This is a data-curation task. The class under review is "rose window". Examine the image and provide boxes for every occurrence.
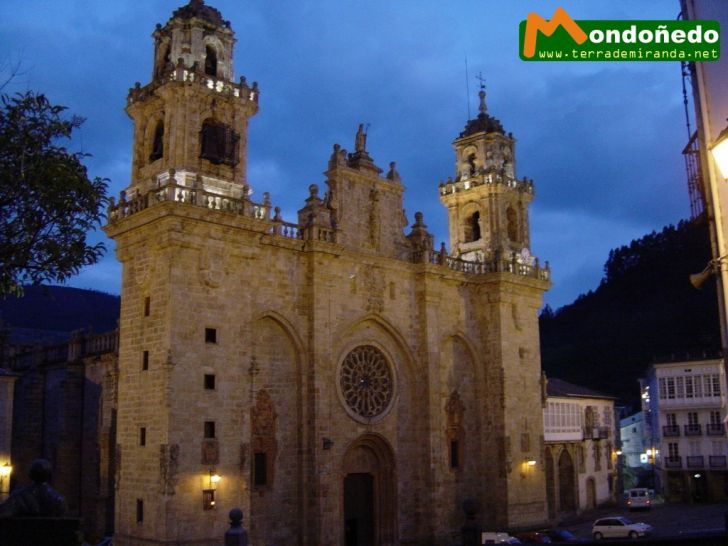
[340,345,393,420]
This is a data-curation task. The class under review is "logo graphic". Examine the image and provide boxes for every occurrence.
[522,7,587,59]
[519,7,720,62]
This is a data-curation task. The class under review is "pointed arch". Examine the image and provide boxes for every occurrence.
[336,313,416,374]
[342,433,397,546]
[253,310,306,359]
[558,449,576,512]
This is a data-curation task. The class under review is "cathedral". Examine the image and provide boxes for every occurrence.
[104,1,551,544]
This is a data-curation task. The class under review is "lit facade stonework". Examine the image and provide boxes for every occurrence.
[104,2,551,544]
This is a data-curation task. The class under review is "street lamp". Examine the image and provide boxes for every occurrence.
[711,120,728,179]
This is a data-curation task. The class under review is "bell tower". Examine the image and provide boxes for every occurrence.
[125,0,259,200]
[439,84,534,263]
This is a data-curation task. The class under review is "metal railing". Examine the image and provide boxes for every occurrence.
[662,425,680,437]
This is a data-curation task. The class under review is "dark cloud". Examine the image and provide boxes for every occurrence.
[1,0,699,307]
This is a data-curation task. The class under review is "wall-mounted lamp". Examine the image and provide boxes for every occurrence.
[690,255,728,289]
[203,470,221,510]
[0,463,13,501]
[710,120,728,179]
[525,459,537,467]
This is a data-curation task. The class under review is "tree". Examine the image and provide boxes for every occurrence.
[0,91,108,295]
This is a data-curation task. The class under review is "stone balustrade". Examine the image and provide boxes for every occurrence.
[413,249,550,281]
[127,65,258,106]
[439,172,534,196]
[109,182,547,279]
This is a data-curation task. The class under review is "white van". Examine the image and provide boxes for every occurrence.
[625,488,652,510]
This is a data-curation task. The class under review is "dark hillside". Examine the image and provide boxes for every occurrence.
[0,285,120,344]
[539,217,721,408]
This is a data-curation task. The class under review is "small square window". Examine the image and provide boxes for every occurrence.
[205,328,217,343]
[136,499,144,523]
[144,296,150,317]
[140,427,146,446]
[204,374,216,390]
[142,351,149,371]
[254,452,267,486]
[204,421,216,439]
[202,489,216,510]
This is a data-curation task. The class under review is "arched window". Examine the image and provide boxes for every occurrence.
[200,119,239,166]
[463,211,481,243]
[205,45,217,77]
[149,120,164,162]
[506,206,518,242]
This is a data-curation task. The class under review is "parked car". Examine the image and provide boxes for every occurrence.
[482,531,522,544]
[514,531,551,543]
[592,517,652,540]
[625,488,652,511]
[541,528,578,542]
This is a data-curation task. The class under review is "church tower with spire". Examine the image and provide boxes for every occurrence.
[105,2,552,543]
[440,84,535,266]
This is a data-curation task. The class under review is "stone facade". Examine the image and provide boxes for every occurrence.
[6,329,118,541]
[103,2,551,545]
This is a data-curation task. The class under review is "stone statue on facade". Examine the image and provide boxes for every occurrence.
[355,123,367,153]
[0,459,66,518]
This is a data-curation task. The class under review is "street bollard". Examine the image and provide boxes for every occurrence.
[224,508,249,546]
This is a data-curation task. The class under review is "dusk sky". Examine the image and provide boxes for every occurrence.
[2,0,709,309]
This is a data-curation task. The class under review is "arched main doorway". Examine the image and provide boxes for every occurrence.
[342,434,396,546]
[558,450,576,512]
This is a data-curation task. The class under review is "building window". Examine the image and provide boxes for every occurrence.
[149,120,164,162]
[136,499,144,523]
[139,427,146,446]
[676,377,685,398]
[666,413,677,426]
[144,296,150,317]
[204,421,216,439]
[712,374,721,397]
[450,440,460,469]
[205,45,217,77]
[142,351,149,371]
[506,206,518,242]
[688,412,698,425]
[254,452,268,486]
[200,119,239,166]
[668,442,679,459]
[463,211,481,243]
[710,411,721,425]
[204,374,216,390]
[667,377,676,399]
[658,377,667,399]
[695,375,703,398]
[205,328,217,344]
[686,376,694,398]
[202,489,216,510]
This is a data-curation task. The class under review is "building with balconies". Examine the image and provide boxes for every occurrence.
[543,378,617,520]
[640,358,728,502]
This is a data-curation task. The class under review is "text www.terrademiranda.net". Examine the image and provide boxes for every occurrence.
[537,47,719,60]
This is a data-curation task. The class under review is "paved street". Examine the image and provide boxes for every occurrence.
[558,501,728,541]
